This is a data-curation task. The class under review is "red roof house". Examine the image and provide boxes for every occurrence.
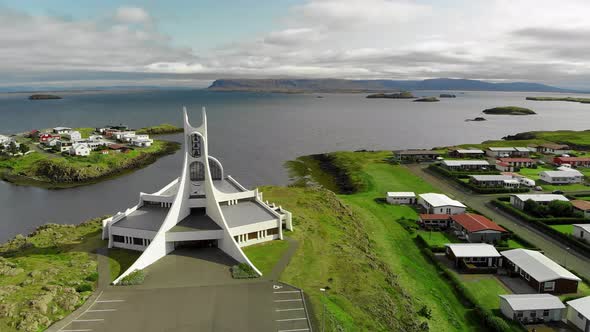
[418,214,451,229]
[38,133,60,142]
[451,213,507,243]
[553,157,590,167]
[498,158,536,167]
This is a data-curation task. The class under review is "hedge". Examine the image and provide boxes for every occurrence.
[428,165,529,194]
[494,200,588,224]
[118,269,145,286]
[414,236,518,332]
[492,199,590,257]
[231,263,259,279]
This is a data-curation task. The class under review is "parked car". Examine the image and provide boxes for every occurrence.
[552,190,564,194]
[534,186,543,191]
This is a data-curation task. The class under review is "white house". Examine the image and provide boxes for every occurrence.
[510,194,569,210]
[418,193,466,215]
[0,134,10,145]
[486,147,516,157]
[130,137,153,147]
[538,143,571,155]
[441,160,490,171]
[89,135,104,142]
[114,131,136,141]
[68,130,82,141]
[540,170,583,184]
[469,175,520,188]
[102,107,293,284]
[53,127,71,134]
[566,296,590,332]
[572,201,590,219]
[445,243,501,269]
[57,140,73,153]
[499,294,565,323]
[573,224,590,243]
[386,192,416,205]
[70,143,91,156]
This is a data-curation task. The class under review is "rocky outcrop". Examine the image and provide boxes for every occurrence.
[28,94,62,100]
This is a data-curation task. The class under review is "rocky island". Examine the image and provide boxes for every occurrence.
[440,93,456,98]
[414,97,439,102]
[366,92,415,99]
[28,94,62,100]
[482,106,536,115]
[526,96,590,104]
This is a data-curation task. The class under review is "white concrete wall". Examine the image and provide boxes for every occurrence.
[567,306,588,331]
[165,230,224,242]
[386,196,415,204]
[574,227,589,242]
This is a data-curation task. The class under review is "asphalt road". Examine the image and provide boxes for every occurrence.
[405,164,590,280]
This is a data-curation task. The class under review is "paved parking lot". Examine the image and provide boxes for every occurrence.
[57,248,312,332]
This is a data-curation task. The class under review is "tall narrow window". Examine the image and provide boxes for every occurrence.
[190,133,202,157]
[190,161,205,181]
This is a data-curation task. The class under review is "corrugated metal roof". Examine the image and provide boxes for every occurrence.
[446,243,501,258]
[567,296,590,318]
[511,194,569,202]
[419,193,466,208]
[387,192,416,198]
[501,249,581,282]
[500,294,565,311]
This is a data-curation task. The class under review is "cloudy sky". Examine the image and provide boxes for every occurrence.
[2,0,590,89]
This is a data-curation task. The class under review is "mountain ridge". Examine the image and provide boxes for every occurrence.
[208,78,583,93]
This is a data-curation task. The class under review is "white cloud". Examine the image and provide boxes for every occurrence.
[115,6,151,24]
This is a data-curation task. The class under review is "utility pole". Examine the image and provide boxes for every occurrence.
[320,288,327,332]
[564,247,570,268]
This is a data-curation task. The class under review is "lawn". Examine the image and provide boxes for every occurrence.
[0,219,105,332]
[242,239,290,275]
[550,224,574,235]
[74,127,95,138]
[456,274,511,310]
[273,151,480,331]
[107,248,142,282]
[417,230,459,249]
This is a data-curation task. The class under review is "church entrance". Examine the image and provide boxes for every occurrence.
[174,239,218,249]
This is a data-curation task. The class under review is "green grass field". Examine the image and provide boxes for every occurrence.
[0,219,105,332]
[417,231,459,248]
[242,239,290,275]
[549,224,574,235]
[107,248,141,281]
[457,274,511,310]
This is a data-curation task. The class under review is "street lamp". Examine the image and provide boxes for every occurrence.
[564,247,570,268]
[320,288,327,332]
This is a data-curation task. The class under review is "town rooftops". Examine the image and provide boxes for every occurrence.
[511,194,569,203]
[108,144,126,150]
[386,192,416,198]
[488,147,517,152]
[540,170,582,178]
[555,157,590,162]
[470,175,514,181]
[557,166,583,174]
[501,249,581,282]
[454,149,485,154]
[514,147,531,152]
[498,158,535,163]
[442,160,490,166]
[419,193,466,208]
[451,213,507,233]
[572,200,590,211]
[445,243,501,258]
[419,214,450,220]
[395,150,441,155]
[53,126,71,131]
[499,294,565,311]
[568,296,590,318]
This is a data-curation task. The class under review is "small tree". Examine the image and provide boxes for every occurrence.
[18,144,29,154]
[547,200,573,217]
[7,141,18,155]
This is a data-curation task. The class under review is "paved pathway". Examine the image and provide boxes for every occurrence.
[405,164,590,280]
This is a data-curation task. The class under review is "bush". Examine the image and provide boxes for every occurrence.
[85,272,99,282]
[231,263,259,279]
[118,269,145,285]
[75,283,93,293]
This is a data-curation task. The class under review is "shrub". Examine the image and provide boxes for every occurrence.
[231,263,259,279]
[75,283,93,293]
[85,272,99,282]
[118,269,145,285]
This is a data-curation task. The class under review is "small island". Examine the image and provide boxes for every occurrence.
[482,106,536,115]
[465,117,486,122]
[413,97,439,102]
[440,93,456,98]
[366,91,415,99]
[28,94,62,100]
[526,96,590,104]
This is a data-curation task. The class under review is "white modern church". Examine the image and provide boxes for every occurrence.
[102,107,292,284]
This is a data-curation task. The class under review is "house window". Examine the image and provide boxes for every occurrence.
[516,312,523,318]
[578,312,584,320]
[267,228,279,235]
[446,208,452,214]
[133,237,143,246]
[544,281,555,291]
[113,235,124,243]
[543,310,550,317]
[247,232,258,240]
[530,312,536,318]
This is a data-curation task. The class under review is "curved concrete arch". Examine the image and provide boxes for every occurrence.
[208,156,223,180]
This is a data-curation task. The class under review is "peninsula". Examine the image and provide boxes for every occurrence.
[0,124,181,189]
[413,96,439,102]
[366,92,415,99]
[482,106,536,115]
[28,94,62,100]
[526,96,590,104]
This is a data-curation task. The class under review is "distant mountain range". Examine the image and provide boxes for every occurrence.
[208,78,582,93]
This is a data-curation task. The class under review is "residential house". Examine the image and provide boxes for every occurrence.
[28,129,39,139]
[88,135,104,142]
[97,125,128,134]
[448,149,485,158]
[510,194,569,210]
[499,294,565,323]
[496,161,514,172]
[418,193,466,215]
[554,157,590,168]
[418,214,450,229]
[130,137,153,147]
[70,143,91,156]
[68,131,82,141]
[393,150,441,162]
[57,141,73,153]
[469,175,520,188]
[573,224,590,242]
[386,192,416,205]
[566,296,590,332]
[108,144,131,153]
[486,147,517,158]
[450,213,507,243]
[0,134,10,145]
[445,243,501,272]
[114,131,136,141]
[498,158,536,168]
[39,133,60,143]
[501,249,581,294]
[539,170,583,184]
[441,160,490,171]
[44,137,60,147]
[52,127,71,134]
[572,200,590,219]
[537,143,571,155]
